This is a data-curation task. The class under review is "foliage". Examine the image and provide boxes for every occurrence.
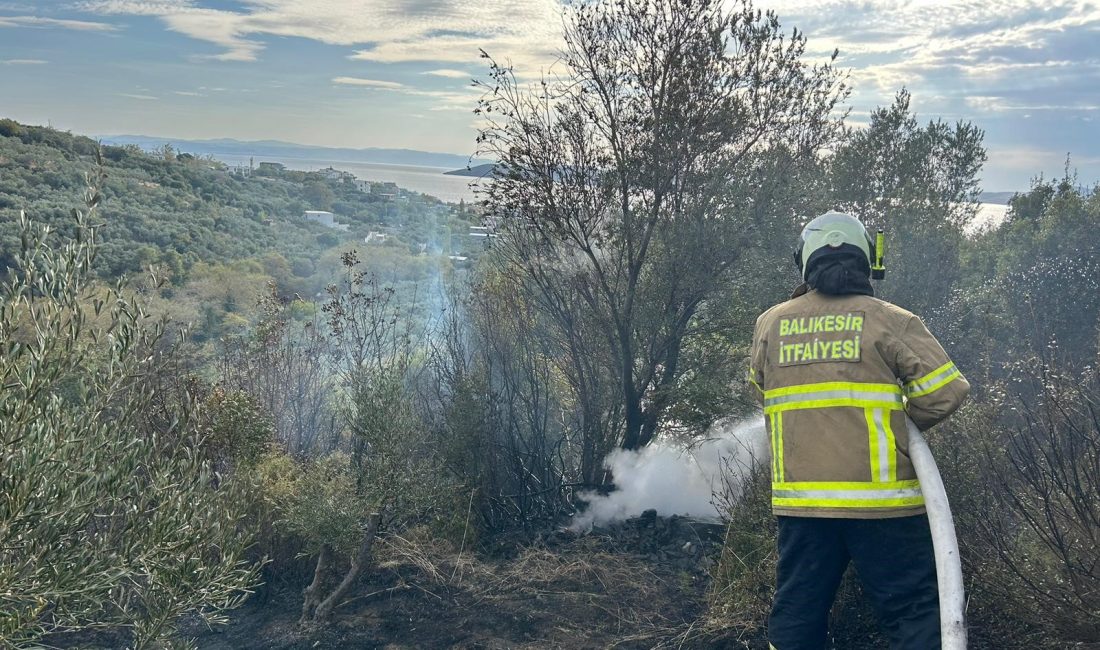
[0,173,259,648]
[0,118,482,350]
[477,0,847,486]
[707,460,774,633]
[936,175,1100,381]
[829,89,986,320]
[275,452,371,554]
[961,361,1100,643]
[223,248,457,625]
[425,270,575,533]
[218,286,338,456]
[347,368,447,527]
[200,387,277,468]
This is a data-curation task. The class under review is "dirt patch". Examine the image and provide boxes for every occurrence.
[182,514,753,649]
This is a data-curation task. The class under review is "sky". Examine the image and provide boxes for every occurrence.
[1,0,1098,190]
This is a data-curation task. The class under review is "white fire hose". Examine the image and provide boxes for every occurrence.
[905,416,967,649]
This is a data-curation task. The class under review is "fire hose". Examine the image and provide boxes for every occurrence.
[905,416,967,649]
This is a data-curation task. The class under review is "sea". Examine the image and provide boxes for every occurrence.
[213,155,481,204]
[209,153,1011,229]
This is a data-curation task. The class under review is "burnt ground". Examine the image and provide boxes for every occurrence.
[43,512,1066,649]
[179,513,758,650]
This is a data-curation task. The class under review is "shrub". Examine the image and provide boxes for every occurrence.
[0,169,260,647]
[201,387,277,468]
[945,361,1100,645]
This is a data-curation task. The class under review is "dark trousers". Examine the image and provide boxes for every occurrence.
[768,515,940,650]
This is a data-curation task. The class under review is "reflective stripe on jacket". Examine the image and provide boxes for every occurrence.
[748,289,969,518]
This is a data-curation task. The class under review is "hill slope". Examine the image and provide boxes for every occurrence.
[0,118,479,282]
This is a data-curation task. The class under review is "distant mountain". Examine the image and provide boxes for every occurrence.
[444,163,498,178]
[979,191,1017,205]
[99,134,492,170]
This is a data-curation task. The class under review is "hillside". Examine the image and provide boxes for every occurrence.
[0,117,491,353]
[0,118,484,283]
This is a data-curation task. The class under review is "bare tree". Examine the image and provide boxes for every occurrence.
[426,272,577,531]
[972,360,1100,641]
[476,0,846,477]
[218,286,337,456]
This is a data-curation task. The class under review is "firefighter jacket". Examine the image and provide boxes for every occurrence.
[748,289,969,519]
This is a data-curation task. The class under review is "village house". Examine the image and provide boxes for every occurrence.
[302,210,349,231]
[317,166,355,182]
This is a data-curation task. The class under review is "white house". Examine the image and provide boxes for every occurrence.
[303,210,348,231]
[317,167,353,181]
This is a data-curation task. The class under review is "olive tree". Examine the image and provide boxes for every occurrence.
[829,89,986,320]
[0,168,259,647]
[476,0,847,479]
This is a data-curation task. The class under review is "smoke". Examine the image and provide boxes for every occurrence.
[570,417,767,531]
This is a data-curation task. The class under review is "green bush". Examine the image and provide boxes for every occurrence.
[201,387,277,468]
[707,461,776,635]
[0,176,260,648]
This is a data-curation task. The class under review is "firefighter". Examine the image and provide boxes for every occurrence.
[748,210,970,650]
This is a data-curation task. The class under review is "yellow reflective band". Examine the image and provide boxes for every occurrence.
[866,407,881,482]
[764,381,903,398]
[764,382,904,413]
[866,407,897,483]
[911,361,954,386]
[764,396,904,414]
[769,413,778,478]
[748,368,763,394]
[882,409,897,482]
[776,411,785,481]
[772,480,920,491]
[772,479,924,509]
[773,496,925,509]
[906,362,962,398]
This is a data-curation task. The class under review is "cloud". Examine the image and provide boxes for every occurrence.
[966,95,1100,112]
[77,0,563,69]
[332,76,405,89]
[755,0,1100,112]
[162,8,264,61]
[74,0,1099,125]
[0,14,118,30]
[334,74,481,112]
[1,58,47,64]
[77,0,196,12]
[173,90,204,96]
[118,92,158,100]
[421,68,473,79]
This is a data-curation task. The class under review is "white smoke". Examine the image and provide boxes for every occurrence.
[569,417,767,531]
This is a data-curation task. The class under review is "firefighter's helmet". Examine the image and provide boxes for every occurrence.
[794,211,879,280]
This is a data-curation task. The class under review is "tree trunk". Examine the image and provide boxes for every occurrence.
[312,513,381,622]
[299,543,331,625]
